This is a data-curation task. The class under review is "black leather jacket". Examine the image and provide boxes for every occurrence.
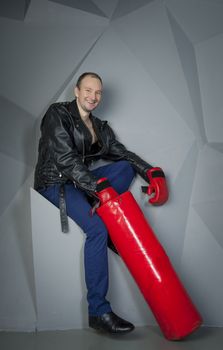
[34,99,152,194]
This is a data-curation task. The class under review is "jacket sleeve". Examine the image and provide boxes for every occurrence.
[42,105,98,193]
[105,123,153,182]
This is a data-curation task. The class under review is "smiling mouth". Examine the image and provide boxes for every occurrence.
[87,101,97,106]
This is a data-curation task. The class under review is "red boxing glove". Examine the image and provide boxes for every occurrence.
[96,178,118,205]
[145,167,168,206]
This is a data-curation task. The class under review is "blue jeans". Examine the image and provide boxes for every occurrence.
[38,160,136,316]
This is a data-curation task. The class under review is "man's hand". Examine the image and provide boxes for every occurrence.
[144,167,168,206]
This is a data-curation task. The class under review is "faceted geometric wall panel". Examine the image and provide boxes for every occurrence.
[196,33,223,143]
[112,0,156,19]
[194,200,223,250]
[0,174,36,331]
[182,207,223,326]
[0,152,32,217]
[192,145,223,250]
[167,9,206,144]
[92,0,119,18]
[165,0,223,44]
[0,4,108,117]
[49,0,107,18]
[0,96,36,166]
[112,1,200,137]
[0,0,31,21]
[191,145,223,204]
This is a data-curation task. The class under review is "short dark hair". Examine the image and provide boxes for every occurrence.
[76,72,103,89]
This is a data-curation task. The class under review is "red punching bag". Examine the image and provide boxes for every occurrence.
[96,186,202,340]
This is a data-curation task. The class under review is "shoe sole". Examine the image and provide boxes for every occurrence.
[89,325,135,335]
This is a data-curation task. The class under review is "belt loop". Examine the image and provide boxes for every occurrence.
[59,184,69,233]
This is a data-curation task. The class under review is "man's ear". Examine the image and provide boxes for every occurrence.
[74,86,79,98]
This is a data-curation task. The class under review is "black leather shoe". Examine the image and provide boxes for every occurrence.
[89,311,135,334]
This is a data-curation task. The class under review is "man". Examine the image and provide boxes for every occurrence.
[34,72,168,334]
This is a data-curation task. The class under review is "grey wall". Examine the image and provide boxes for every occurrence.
[0,0,223,331]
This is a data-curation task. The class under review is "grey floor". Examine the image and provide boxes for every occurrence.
[0,326,222,350]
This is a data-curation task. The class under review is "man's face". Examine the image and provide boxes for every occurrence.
[75,75,102,114]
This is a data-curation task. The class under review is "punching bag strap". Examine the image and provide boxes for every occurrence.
[59,184,69,233]
[141,186,148,193]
